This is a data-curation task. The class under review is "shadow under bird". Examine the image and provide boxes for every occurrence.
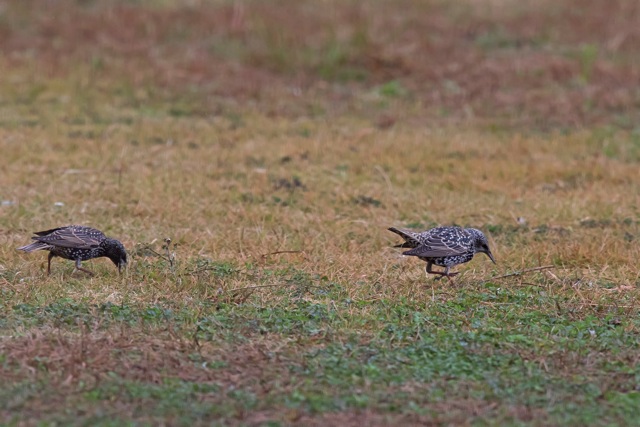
[388,226,495,283]
[18,225,127,276]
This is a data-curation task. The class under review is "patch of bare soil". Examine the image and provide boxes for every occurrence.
[0,326,303,422]
[0,326,299,388]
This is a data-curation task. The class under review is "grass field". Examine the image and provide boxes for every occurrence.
[2,1,640,425]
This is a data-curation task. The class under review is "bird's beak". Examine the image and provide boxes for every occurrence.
[486,250,496,264]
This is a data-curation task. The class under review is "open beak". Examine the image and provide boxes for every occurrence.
[486,251,496,264]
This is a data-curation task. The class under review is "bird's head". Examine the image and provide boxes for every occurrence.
[104,238,128,272]
[468,228,496,264]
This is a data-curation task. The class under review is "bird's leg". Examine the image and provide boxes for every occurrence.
[443,266,458,285]
[425,262,436,278]
[47,252,54,275]
[426,263,459,283]
[426,262,446,280]
[74,259,95,276]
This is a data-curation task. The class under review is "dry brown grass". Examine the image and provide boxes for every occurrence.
[1,0,640,425]
[2,120,639,301]
[4,113,639,422]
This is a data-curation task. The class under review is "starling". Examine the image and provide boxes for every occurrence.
[18,225,127,276]
[389,226,495,282]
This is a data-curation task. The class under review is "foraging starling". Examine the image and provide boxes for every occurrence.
[388,226,495,282]
[18,225,127,276]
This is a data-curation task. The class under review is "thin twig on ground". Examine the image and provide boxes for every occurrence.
[137,245,171,262]
[260,250,304,259]
[226,283,289,293]
[226,281,322,293]
[489,265,555,280]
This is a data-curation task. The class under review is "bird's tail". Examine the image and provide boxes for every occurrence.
[388,227,420,248]
[17,242,50,253]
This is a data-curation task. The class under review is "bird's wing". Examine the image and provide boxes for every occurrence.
[388,227,423,248]
[401,232,469,258]
[33,226,103,249]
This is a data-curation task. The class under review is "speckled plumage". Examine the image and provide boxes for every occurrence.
[389,226,495,282]
[18,225,127,275]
